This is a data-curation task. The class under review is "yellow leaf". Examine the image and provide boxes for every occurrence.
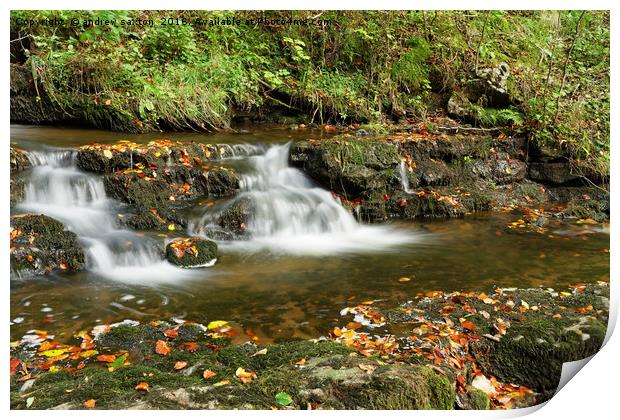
[103,150,113,159]
[167,224,175,231]
[398,277,411,282]
[207,320,228,330]
[41,349,67,357]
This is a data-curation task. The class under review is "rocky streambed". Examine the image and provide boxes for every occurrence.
[9,129,610,410]
[10,131,610,277]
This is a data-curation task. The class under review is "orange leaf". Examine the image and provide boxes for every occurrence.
[460,320,478,331]
[295,358,306,366]
[96,354,116,363]
[135,382,150,392]
[203,369,217,379]
[163,329,179,339]
[182,342,199,352]
[10,359,21,376]
[155,340,171,356]
[84,399,96,408]
[174,361,188,370]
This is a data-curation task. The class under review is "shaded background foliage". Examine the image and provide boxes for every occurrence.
[10,10,609,176]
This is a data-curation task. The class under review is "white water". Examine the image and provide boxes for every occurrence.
[190,144,419,255]
[18,149,194,283]
[399,161,414,194]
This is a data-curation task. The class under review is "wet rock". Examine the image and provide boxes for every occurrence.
[10,214,86,276]
[290,138,401,199]
[388,190,468,219]
[471,153,526,184]
[104,173,174,211]
[456,386,490,410]
[10,147,30,173]
[447,92,475,122]
[10,177,25,205]
[76,141,220,174]
[528,161,580,185]
[165,237,218,268]
[125,209,185,231]
[215,197,254,236]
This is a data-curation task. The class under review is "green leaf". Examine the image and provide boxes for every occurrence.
[109,354,127,368]
[275,392,293,406]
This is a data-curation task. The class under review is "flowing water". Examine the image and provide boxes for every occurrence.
[10,125,610,343]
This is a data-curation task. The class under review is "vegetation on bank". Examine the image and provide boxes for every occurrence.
[10,10,609,177]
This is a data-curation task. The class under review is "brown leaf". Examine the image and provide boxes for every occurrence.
[173,361,188,370]
[96,354,116,363]
[203,369,217,379]
[155,340,171,356]
[163,329,178,339]
[135,382,150,392]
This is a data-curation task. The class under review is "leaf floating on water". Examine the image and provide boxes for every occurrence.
[155,340,171,356]
[275,392,293,406]
[398,277,411,282]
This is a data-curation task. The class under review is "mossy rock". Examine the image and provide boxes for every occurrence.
[165,237,218,268]
[290,139,401,199]
[10,214,86,276]
[471,315,607,396]
[103,173,174,211]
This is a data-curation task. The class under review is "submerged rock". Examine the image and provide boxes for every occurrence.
[165,237,218,268]
[10,214,85,276]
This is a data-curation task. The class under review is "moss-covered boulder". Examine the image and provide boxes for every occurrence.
[104,173,174,211]
[290,138,401,199]
[165,237,218,268]
[10,214,86,276]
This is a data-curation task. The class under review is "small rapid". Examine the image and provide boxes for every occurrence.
[190,143,419,255]
[18,149,193,282]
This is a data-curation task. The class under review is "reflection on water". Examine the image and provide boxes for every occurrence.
[10,125,610,343]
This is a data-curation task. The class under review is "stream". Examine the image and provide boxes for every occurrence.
[10,125,610,343]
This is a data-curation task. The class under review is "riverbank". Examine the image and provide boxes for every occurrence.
[10,282,609,410]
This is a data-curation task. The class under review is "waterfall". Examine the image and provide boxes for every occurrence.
[399,161,414,194]
[190,143,417,255]
[17,149,194,282]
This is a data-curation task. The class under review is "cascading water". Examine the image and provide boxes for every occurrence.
[399,161,414,194]
[18,149,194,282]
[189,143,418,255]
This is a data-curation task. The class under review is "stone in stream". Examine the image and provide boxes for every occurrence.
[290,138,401,200]
[10,214,86,276]
[165,237,218,268]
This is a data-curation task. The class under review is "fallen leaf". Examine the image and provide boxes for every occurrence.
[358,364,377,373]
[155,340,171,356]
[203,369,217,379]
[84,399,96,408]
[96,354,116,363]
[163,329,178,339]
[235,367,257,384]
[275,391,293,406]
[174,361,188,370]
[207,320,228,330]
[135,382,150,392]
